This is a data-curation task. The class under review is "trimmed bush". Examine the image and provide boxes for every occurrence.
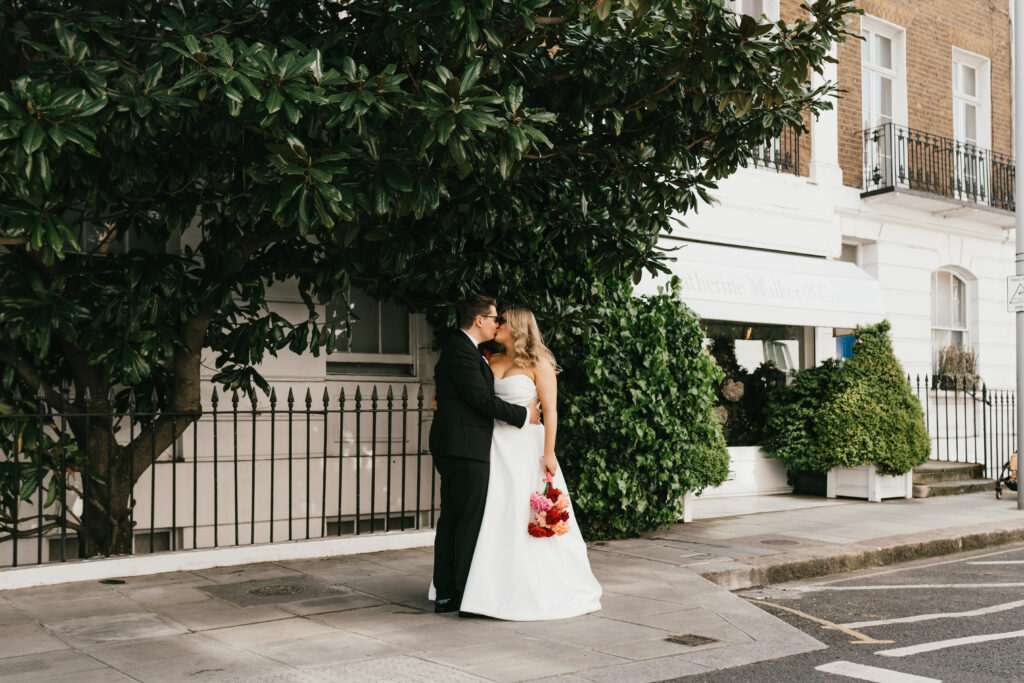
[764,320,930,476]
[553,278,729,540]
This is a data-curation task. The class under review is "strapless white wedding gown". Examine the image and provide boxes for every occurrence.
[458,374,602,620]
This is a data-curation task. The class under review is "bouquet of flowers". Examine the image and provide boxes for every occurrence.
[528,471,570,537]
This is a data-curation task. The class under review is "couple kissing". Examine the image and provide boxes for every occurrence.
[428,295,602,620]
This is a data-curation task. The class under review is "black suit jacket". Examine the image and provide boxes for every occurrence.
[429,330,528,461]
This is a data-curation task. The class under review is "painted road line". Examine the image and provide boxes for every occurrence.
[840,599,1024,629]
[797,583,1024,592]
[876,629,1024,658]
[815,660,941,682]
[966,561,1024,565]
[745,599,893,644]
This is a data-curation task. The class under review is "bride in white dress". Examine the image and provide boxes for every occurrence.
[458,307,602,620]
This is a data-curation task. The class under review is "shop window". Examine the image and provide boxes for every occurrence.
[326,288,413,376]
[931,269,971,373]
[705,321,806,447]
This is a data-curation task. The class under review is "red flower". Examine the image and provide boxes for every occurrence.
[483,348,492,360]
[528,523,554,538]
[546,487,562,502]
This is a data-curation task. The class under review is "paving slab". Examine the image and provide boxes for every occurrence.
[4,491,1021,680]
[46,611,189,648]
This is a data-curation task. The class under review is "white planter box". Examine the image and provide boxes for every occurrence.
[698,446,792,498]
[679,446,792,522]
[826,464,913,502]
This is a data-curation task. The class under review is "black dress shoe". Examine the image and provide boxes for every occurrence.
[434,599,458,613]
[458,610,484,618]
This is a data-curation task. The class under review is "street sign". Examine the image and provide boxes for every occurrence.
[1009,275,1024,312]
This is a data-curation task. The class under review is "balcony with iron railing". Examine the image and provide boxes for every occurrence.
[750,127,801,176]
[861,123,1015,224]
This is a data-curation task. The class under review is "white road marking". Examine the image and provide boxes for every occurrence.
[876,629,1024,657]
[967,560,1024,565]
[839,598,1024,628]
[743,598,892,644]
[815,660,941,682]
[797,583,1024,592]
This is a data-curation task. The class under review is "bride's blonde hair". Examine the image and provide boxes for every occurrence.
[501,307,561,374]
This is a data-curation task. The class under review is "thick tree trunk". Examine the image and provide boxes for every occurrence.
[80,431,133,557]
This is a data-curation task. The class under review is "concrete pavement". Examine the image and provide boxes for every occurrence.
[0,491,1022,682]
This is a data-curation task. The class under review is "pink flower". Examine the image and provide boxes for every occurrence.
[551,521,570,536]
[530,492,553,512]
[552,493,570,512]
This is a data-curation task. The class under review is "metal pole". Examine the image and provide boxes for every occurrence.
[1015,0,1024,509]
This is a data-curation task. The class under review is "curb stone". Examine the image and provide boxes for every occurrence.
[697,522,1024,590]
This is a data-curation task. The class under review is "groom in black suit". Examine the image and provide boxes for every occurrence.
[429,295,540,613]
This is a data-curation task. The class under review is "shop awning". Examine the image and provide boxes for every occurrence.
[635,241,886,329]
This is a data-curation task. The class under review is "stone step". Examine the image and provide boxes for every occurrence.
[912,478,995,498]
[913,461,984,484]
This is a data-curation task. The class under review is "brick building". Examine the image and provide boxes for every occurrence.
[640,0,1017,501]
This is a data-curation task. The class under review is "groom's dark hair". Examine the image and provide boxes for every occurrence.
[457,295,497,328]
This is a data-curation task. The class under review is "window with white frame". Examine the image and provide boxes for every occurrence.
[951,49,990,149]
[326,287,413,375]
[727,0,780,21]
[931,269,969,369]
[860,16,906,189]
[951,49,991,199]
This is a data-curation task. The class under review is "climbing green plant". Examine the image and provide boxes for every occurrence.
[554,278,729,540]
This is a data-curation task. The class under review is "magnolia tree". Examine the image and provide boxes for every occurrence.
[0,0,857,555]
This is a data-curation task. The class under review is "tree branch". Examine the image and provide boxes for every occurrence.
[0,335,69,410]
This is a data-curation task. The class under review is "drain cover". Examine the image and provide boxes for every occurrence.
[246,584,304,597]
[760,539,799,546]
[666,634,719,647]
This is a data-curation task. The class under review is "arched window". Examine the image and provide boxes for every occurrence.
[931,269,969,370]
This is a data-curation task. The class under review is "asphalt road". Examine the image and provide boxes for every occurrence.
[673,542,1024,682]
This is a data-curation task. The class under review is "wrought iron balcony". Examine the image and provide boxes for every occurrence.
[750,127,801,176]
[862,123,1014,213]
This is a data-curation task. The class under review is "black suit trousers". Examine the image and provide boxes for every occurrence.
[431,456,489,602]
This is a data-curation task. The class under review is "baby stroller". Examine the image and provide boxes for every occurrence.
[995,453,1017,499]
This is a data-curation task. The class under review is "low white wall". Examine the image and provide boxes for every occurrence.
[697,446,791,498]
[0,530,436,591]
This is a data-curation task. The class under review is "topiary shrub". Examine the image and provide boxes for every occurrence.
[552,278,729,540]
[764,320,930,476]
[762,358,845,473]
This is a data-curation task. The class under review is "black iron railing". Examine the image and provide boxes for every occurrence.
[0,384,436,568]
[750,127,801,176]
[908,375,1016,480]
[863,123,1015,211]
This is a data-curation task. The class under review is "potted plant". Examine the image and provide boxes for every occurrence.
[763,321,930,501]
[936,344,979,391]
